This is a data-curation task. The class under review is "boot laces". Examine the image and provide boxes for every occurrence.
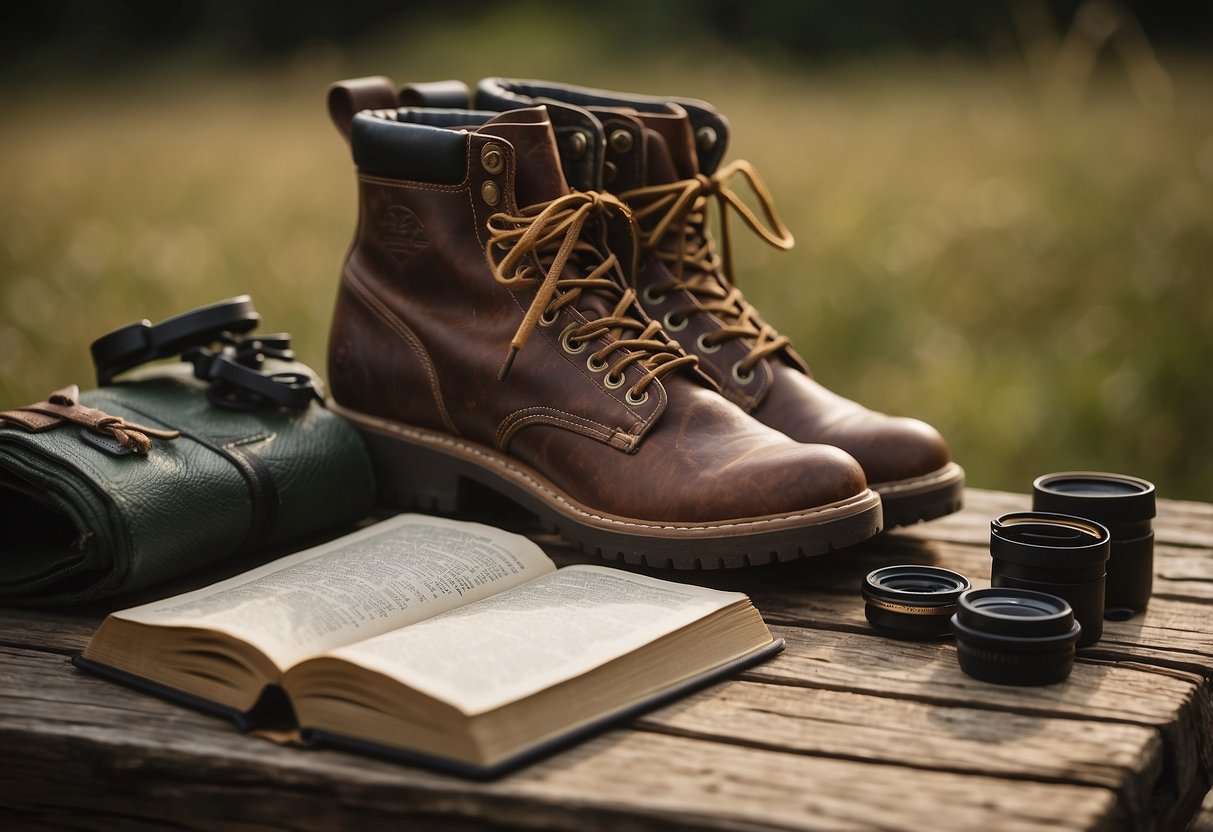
[620,160,795,375]
[486,190,697,400]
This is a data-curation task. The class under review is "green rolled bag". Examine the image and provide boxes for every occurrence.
[0,298,376,606]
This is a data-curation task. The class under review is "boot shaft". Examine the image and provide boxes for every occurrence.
[470,78,801,411]
[475,78,731,182]
[326,84,691,456]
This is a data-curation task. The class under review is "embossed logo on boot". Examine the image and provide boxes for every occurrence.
[378,205,428,264]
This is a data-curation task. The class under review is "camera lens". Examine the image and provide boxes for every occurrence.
[990,512,1109,647]
[951,588,1081,685]
[861,565,972,640]
[1032,472,1156,619]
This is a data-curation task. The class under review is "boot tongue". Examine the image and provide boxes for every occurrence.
[636,111,699,185]
[477,108,569,208]
[479,109,623,323]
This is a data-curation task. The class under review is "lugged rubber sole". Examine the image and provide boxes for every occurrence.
[332,402,885,569]
[872,462,966,529]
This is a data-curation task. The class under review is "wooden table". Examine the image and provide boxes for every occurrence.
[2,488,1211,831]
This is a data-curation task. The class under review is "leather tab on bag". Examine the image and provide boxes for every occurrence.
[328,76,401,141]
[0,408,62,432]
[0,384,180,455]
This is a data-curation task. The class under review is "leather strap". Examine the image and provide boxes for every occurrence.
[91,296,260,386]
[0,385,181,455]
[108,397,282,551]
[328,76,400,141]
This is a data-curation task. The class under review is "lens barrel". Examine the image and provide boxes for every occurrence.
[951,588,1081,685]
[990,512,1109,647]
[1032,472,1156,618]
[861,565,971,640]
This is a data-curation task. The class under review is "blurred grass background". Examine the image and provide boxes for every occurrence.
[0,1,1210,500]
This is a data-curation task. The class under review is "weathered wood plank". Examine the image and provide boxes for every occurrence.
[747,588,1213,677]
[0,728,1126,832]
[898,488,1213,549]
[0,608,1193,824]
[0,646,1124,832]
[746,624,1212,830]
[2,488,1211,831]
[840,535,1213,604]
[753,625,1203,726]
[633,680,1162,822]
[0,607,100,654]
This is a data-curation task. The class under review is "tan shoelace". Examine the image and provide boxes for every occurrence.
[486,190,697,402]
[620,160,796,376]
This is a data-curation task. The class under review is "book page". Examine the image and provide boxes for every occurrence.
[112,514,555,669]
[323,564,751,714]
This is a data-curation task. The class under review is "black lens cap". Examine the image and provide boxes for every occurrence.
[951,588,1081,686]
[861,565,972,640]
[990,512,1110,571]
[1032,472,1156,526]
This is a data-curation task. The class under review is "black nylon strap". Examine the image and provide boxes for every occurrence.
[92,298,318,411]
[91,296,260,386]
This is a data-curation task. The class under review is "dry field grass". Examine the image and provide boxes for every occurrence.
[1,10,1209,499]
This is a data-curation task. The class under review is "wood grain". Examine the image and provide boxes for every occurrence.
[897,488,1213,550]
[2,488,1212,831]
[0,645,1125,832]
[0,645,1124,832]
[633,680,1163,820]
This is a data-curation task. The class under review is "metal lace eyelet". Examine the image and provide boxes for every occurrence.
[732,361,754,384]
[481,180,501,206]
[587,354,609,373]
[625,387,650,406]
[697,332,722,353]
[568,130,589,159]
[481,143,505,174]
[539,306,559,327]
[603,371,625,389]
[560,325,587,355]
[642,286,666,305]
[664,312,687,332]
[610,129,634,154]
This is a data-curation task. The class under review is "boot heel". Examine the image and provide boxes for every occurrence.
[357,428,464,514]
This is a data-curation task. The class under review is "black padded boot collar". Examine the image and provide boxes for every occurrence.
[477,77,730,174]
[350,113,470,184]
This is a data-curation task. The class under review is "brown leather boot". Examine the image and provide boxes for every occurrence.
[324,77,882,568]
[473,79,965,527]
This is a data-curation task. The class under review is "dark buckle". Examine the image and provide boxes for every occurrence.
[90,296,261,386]
[184,334,320,411]
[91,298,319,411]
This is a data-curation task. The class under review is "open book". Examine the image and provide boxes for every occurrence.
[75,515,780,776]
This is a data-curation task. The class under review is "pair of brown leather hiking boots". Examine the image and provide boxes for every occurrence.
[324,75,964,569]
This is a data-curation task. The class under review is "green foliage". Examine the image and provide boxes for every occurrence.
[0,10,1209,500]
